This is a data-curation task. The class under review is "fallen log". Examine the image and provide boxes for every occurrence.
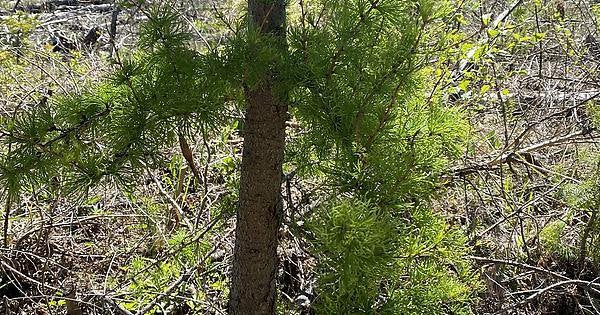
[519,90,600,104]
[16,0,113,13]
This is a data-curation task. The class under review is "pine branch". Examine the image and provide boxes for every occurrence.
[43,105,110,148]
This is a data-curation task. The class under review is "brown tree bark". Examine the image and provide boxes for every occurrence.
[228,1,287,314]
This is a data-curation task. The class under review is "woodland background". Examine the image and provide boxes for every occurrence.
[1,0,600,314]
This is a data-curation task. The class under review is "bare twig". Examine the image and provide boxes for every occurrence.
[146,168,193,231]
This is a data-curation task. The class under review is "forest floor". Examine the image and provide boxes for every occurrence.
[2,0,600,314]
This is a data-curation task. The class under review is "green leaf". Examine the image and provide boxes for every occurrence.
[480,84,491,94]
[458,79,470,92]
[482,13,492,26]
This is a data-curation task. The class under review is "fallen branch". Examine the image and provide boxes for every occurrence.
[101,296,134,315]
[0,258,60,292]
[470,256,570,281]
[452,129,595,176]
[496,279,600,314]
[135,247,217,315]
[15,0,114,13]
[520,90,600,103]
[471,256,600,313]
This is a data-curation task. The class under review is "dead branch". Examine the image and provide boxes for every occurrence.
[497,279,600,314]
[15,0,114,13]
[470,256,570,281]
[452,129,596,176]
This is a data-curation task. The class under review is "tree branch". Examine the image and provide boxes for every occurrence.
[451,129,596,176]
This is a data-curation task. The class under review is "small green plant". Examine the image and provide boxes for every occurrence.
[0,12,38,48]
[120,229,212,312]
[310,199,476,314]
[539,219,574,260]
[309,199,397,313]
[559,149,600,272]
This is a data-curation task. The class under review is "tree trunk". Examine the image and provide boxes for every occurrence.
[229,1,287,314]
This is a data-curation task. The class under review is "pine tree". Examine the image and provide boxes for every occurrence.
[0,0,476,313]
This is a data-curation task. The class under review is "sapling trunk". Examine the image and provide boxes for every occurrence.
[229,1,287,314]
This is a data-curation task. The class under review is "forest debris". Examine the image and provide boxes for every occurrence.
[15,0,113,13]
[451,129,596,177]
[81,26,99,46]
